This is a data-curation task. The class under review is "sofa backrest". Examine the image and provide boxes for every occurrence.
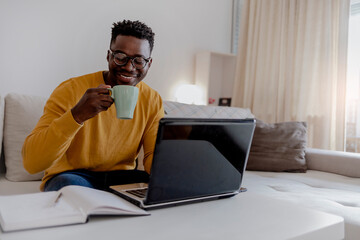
[163,101,254,119]
[3,93,358,180]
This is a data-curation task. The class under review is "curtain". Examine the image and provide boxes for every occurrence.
[345,3,360,152]
[232,0,350,150]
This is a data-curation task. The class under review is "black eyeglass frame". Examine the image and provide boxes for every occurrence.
[109,49,151,70]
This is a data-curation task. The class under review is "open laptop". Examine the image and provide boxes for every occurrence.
[110,117,256,209]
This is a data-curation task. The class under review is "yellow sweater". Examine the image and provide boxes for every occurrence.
[22,71,164,190]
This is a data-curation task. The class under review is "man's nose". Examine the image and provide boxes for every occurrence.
[122,59,136,71]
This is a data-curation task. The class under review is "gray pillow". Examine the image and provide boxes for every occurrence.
[246,120,307,172]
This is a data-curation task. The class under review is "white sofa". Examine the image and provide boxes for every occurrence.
[1,93,360,239]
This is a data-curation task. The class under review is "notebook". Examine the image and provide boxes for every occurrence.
[110,118,256,209]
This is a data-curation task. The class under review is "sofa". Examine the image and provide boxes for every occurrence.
[1,93,360,239]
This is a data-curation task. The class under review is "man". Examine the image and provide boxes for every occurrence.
[22,20,164,192]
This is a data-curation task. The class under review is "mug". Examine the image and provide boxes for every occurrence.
[109,85,139,119]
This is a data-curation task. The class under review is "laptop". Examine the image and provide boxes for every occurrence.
[110,117,256,209]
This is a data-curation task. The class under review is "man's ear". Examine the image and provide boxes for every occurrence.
[147,58,153,68]
[106,50,110,62]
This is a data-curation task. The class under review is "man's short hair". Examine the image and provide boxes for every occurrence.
[111,20,155,53]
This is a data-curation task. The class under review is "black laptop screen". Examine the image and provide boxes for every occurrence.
[158,119,255,175]
[145,118,255,204]
[145,118,256,204]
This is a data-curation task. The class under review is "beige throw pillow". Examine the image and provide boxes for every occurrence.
[4,93,47,181]
[246,120,307,172]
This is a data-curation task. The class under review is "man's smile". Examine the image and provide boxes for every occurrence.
[115,72,138,84]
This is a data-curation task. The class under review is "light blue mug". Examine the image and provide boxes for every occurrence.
[109,85,139,119]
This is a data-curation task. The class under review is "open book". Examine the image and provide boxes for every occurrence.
[0,185,149,232]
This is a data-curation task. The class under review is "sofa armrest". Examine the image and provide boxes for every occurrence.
[306,148,360,178]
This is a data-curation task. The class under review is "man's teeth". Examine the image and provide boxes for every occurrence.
[121,75,133,79]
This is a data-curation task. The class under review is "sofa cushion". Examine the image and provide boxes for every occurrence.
[164,101,254,119]
[246,120,307,172]
[0,175,41,195]
[4,93,47,181]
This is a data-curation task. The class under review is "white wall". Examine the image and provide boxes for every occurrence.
[0,0,233,100]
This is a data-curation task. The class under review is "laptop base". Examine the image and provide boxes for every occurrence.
[110,184,239,210]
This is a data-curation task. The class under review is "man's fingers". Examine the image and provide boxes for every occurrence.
[98,85,112,96]
[89,87,112,96]
[97,88,111,93]
[98,94,113,102]
[99,104,111,111]
[98,84,111,89]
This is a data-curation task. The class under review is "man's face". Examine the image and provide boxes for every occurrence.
[106,35,152,86]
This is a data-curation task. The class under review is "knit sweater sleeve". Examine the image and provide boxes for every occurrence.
[22,81,83,174]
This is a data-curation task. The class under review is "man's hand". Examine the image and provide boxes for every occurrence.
[71,84,113,124]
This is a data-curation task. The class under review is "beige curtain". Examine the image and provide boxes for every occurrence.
[232,0,350,150]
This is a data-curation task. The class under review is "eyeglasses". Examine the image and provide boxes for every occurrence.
[109,50,151,69]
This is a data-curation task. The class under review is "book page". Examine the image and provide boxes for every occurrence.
[60,186,149,216]
[0,191,85,232]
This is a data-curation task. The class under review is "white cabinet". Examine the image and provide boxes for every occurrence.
[195,51,237,106]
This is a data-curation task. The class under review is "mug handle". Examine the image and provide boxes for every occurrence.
[108,88,114,99]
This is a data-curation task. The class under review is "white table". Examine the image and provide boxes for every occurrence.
[0,192,344,240]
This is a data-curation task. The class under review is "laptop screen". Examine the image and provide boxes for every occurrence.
[145,118,255,205]
[161,122,254,173]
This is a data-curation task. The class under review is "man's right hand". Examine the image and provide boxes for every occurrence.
[71,84,113,124]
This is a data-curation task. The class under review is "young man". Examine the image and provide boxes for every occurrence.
[22,20,164,192]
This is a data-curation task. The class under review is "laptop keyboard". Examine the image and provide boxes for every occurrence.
[126,188,148,198]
